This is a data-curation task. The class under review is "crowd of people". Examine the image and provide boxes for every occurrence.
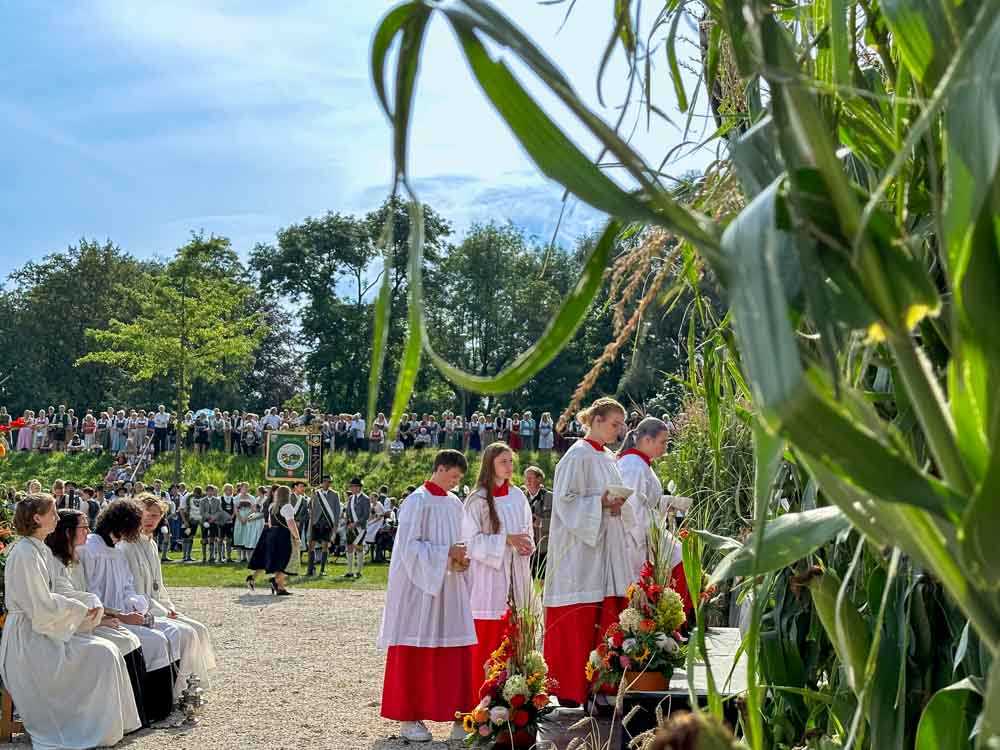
[0,402,667,458]
[0,491,216,749]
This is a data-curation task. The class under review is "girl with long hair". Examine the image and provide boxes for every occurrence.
[461,442,534,707]
[246,484,300,595]
[542,397,635,708]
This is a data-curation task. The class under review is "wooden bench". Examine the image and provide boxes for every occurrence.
[0,688,24,742]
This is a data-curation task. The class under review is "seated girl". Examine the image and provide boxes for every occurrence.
[0,493,142,749]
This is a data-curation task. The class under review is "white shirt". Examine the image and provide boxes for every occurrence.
[618,452,682,578]
[377,485,476,649]
[462,485,535,619]
[263,414,281,430]
[542,439,638,606]
[153,412,170,428]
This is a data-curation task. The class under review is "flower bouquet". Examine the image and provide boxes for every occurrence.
[459,608,557,749]
[588,558,687,692]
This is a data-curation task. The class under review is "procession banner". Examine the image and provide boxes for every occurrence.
[264,431,323,485]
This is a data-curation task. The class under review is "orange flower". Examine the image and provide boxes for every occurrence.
[532,693,549,709]
[638,619,656,633]
[472,707,489,724]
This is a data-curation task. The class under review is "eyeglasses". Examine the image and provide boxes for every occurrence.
[77,524,90,531]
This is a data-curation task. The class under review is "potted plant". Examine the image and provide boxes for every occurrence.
[459,606,557,749]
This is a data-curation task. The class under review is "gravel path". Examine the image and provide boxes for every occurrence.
[2,587,465,750]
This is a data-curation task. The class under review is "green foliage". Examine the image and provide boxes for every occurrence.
[0,451,113,489]
[160,558,389,590]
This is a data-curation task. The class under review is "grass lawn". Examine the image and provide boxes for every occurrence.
[161,551,389,590]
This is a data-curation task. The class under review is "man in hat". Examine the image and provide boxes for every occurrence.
[343,477,370,579]
[308,474,341,576]
[291,480,311,563]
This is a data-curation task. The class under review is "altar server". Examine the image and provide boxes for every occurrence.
[0,494,142,749]
[378,450,474,743]
[78,498,196,700]
[462,442,534,706]
[617,417,693,615]
[542,398,636,707]
[45,509,157,727]
[121,494,216,687]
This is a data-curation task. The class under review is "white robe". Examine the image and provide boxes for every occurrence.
[49,557,143,658]
[377,485,476,649]
[542,439,638,606]
[120,535,217,687]
[365,499,387,545]
[0,537,141,750]
[462,485,535,619]
[77,534,179,678]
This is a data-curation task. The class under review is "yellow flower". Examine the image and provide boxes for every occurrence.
[585,660,596,682]
[462,714,475,733]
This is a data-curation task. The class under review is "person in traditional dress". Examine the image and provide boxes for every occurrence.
[523,465,553,578]
[461,442,534,707]
[77,499,196,702]
[218,483,237,562]
[365,492,389,564]
[343,477,370,579]
[0,494,143,749]
[537,412,554,451]
[542,397,635,708]
[45,508,164,727]
[307,475,340,577]
[617,417,693,616]
[232,482,257,562]
[246,484,300,595]
[378,449,474,743]
[121,494,217,687]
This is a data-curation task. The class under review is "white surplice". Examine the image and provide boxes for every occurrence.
[542,439,638,606]
[377,485,476,649]
[618,452,683,578]
[120,535,217,688]
[49,557,143,658]
[462,485,535,619]
[77,534,177,675]
[0,537,141,750]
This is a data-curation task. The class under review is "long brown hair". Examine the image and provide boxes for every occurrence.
[472,442,512,533]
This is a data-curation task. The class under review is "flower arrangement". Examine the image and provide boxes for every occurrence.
[459,607,557,749]
[588,559,687,690]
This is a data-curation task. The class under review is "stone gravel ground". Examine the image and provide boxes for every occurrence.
[1,587,465,750]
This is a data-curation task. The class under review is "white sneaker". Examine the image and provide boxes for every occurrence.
[400,721,432,742]
[450,720,468,741]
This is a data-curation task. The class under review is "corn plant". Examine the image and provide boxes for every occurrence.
[368,1,1000,746]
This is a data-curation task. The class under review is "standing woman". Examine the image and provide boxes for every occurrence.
[617,418,691,615]
[0,494,142,748]
[247,485,300,595]
[121,494,216,686]
[509,413,522,451]
[16,410,33,451]
[45,509,153,727]
[542,398,636,707]
[537,412,554,452]
[468,415,482,453]
[461,442,534,704]
[33,407,48,451]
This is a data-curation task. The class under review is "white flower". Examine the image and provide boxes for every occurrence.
[490,706,509,725]
[589,650,602,667]
[477,696,491,710]
[622,638,638,654]
[501,675,530,701]
[618,607,642,633]
[655,634,678,653]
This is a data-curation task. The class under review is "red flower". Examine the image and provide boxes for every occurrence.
[638,619,656,633]
[496,730,511,746]
[678,528,691,540]
[512,709,530,728]
[532,693,549,709]
[610,629,624,648]
[640,561,655,579]
[510,694,526,709]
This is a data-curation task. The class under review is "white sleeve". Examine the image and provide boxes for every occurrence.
[462,494,506,569]
[280,504,295,521]
[552,452,603,547]
[397,500,450,596]
[11,548,90,642]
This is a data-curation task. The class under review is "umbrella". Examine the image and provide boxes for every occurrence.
[193,408,214,420]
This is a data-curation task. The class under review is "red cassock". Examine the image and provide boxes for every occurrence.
[543,596,627,704]
[470,618,507,706]
[381,645,474,722]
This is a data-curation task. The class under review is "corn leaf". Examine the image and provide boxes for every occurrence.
[387,202,425,435]
[914,678,982,750]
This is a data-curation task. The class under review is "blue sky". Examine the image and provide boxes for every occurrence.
[0,1,711,278]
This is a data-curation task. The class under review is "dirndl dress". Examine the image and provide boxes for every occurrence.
[247,513,299,576]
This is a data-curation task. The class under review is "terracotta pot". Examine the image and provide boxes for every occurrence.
[623,670,670,692]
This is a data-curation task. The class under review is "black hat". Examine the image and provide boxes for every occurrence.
[349,477,363,486]
[321,474,332,481]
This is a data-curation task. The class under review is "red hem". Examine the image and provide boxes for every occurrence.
[381,645,473,722]
[542,597,626,704]
[471,619,508,707]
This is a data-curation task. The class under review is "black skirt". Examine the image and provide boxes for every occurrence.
[142,661,176,723]
[122,649,148,729]
[248,525,291,574]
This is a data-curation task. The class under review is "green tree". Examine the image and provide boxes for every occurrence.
[77,235,266,480]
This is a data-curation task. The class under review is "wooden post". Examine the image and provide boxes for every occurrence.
[0,687,23,742]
